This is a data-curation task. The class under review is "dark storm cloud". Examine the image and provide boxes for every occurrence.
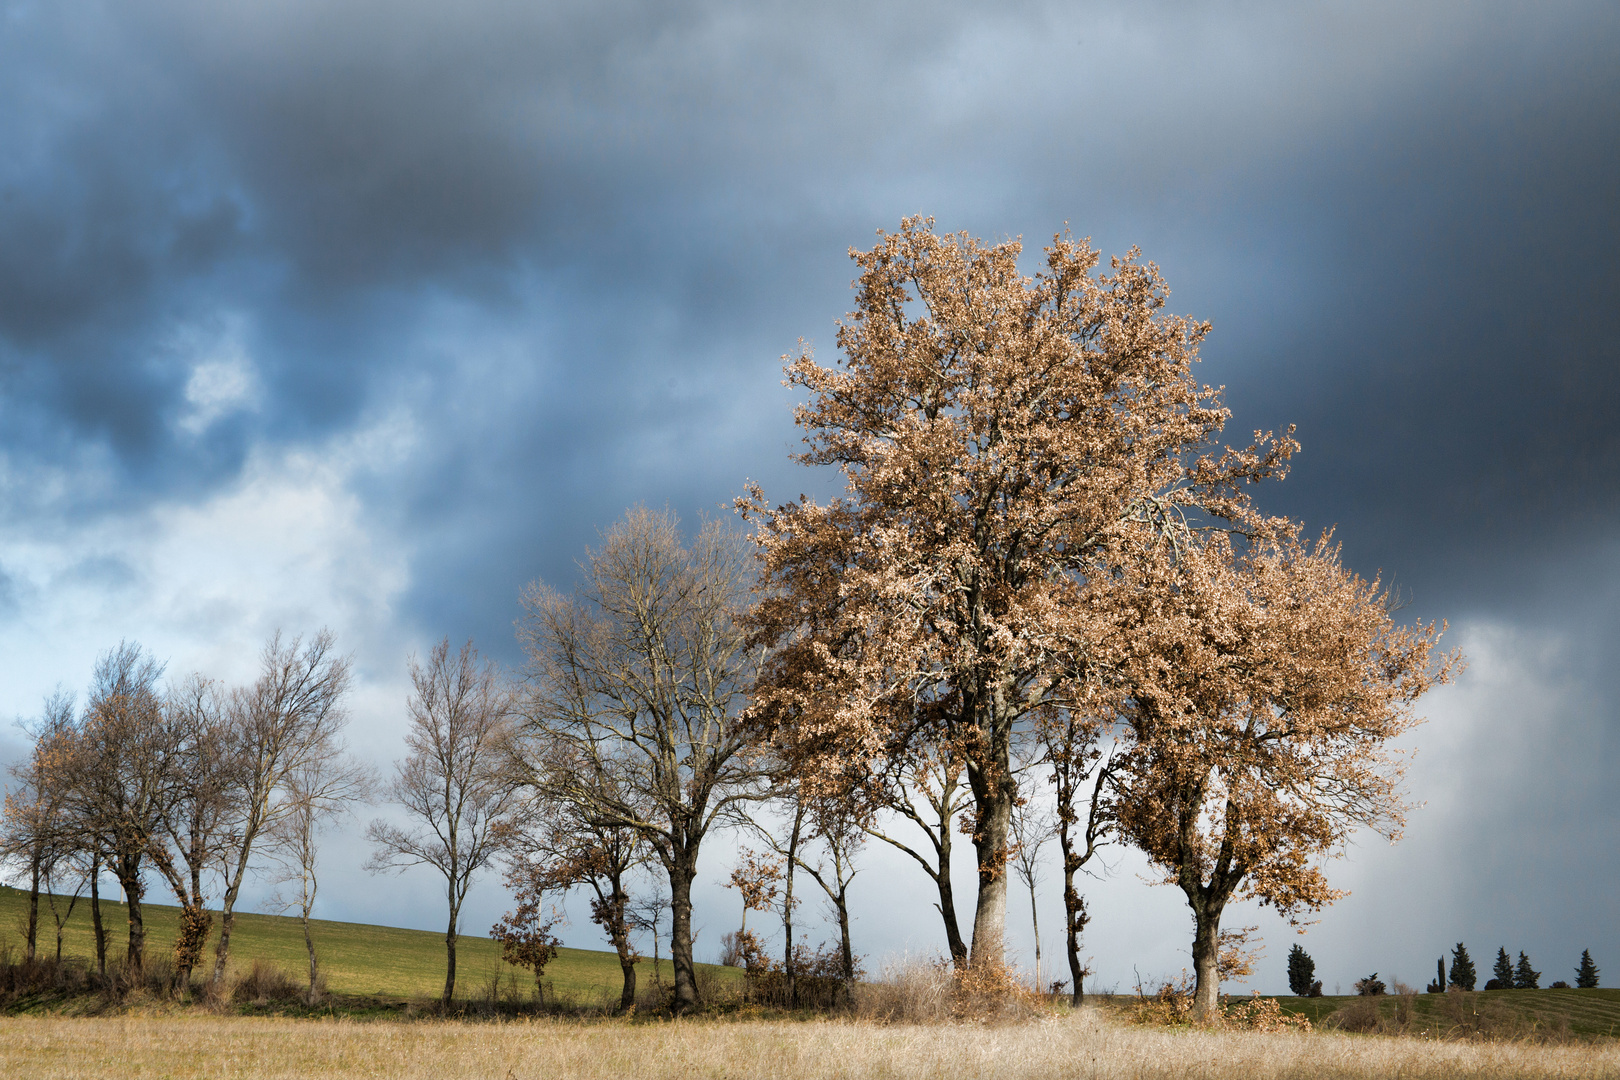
[1,0,1617,966]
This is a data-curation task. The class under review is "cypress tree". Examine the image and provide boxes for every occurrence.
[1492,947,1514,988]
[1513,951,1540,989]
[1575,949,1599,989]
[1287,944,1316,997]
[1449,942,1477,991]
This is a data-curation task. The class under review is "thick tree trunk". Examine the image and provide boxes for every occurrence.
[968,792,1012,969]
[115,855,146,978]
[89,862,107,977]
[442,907,460,1006]
[668,856,700,1013]
[173,904,212,996]
[967,708,1015,971]
[1189,897,1223,1023]
[604,877,638,1011]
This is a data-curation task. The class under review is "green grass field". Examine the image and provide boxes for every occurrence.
[1269,987,1620,1039]
[0,884,737,1006]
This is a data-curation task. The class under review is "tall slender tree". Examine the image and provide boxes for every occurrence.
[368,638,516,1005]
[210,631,352,992]
[514,508,770,1013]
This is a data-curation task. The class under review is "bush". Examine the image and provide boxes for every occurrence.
[230,959,303,1006]
[854,958,1044,1024]
[1225,993,1312,1032]
[1353,973,1386,996]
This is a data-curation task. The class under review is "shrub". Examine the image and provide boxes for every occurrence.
[1550,980,1570,989]
[1353,973,1386,996]
[1224,993,1312,1032]
[1483,978,1505,990]
[853,957,1043,1025]
[230,959,303,1006]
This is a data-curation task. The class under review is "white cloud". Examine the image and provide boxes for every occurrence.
[172,316,264,437]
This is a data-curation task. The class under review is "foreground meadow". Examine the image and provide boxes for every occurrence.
[4,1011,1618,1080]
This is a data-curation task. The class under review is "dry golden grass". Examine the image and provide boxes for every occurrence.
[3,1009,1618,1080]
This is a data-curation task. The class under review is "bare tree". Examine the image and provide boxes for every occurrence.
[149,674,240,994]
[1008,766,1054,993]
[858,742,973,969]
[210,630,352,992]
[1037,707,1114,1006]
[54,643,176,977]
[1,690,78,963]
[514,507,771,1014]
[267,746,375,1004]
[367,637,516,1006]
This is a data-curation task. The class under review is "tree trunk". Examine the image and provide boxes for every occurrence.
[90,861,107,978]
[1189,897,1223,1023]
[1028,877,1042,993]
[607,879,637,1011]
[782,803,803,1009]
[1064,889,1088,1007]
[24,858,40,963]
[935,827,969,969]
[302,911,320,1005]
[115,855,146,978]
[668,855,700,1013]
[835,885,855,1008]
[442,906,460,1006]
[967,712,1015,971]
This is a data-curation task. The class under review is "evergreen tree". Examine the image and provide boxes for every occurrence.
[1513,951,1540,989]
[1492,947,1514,988]
[1449,942,1477,991]
[1575,949,1599,989]
[1287,944,1316,997]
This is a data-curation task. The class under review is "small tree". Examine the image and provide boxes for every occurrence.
[490,863,563,1004]
[1008,771,1054,993]
[266,748,375,1004]
[1287,944,1316,997]
[1354,973,1386,996]
[1575,949,1599,989]
[367,638,517,1005]
[1492,947,1514,989]
[1449,942,1477,991]
[1514,951,1540,990]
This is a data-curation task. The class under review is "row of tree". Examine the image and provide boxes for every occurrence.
[5,219,1461,1022]
[1290,943,1602,997]
[0,634,360,999]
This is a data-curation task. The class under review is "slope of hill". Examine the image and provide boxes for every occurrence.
[0,885,734,1005]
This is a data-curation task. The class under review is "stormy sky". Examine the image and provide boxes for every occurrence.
[1,0,1616,996]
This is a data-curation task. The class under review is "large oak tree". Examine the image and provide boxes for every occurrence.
[743,217,1291,969]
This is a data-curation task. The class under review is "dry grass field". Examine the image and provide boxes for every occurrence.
[3,1010,1619,1080]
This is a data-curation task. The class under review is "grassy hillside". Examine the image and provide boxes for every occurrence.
[1272,988,1620,1039]
[0,885,736,1005]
